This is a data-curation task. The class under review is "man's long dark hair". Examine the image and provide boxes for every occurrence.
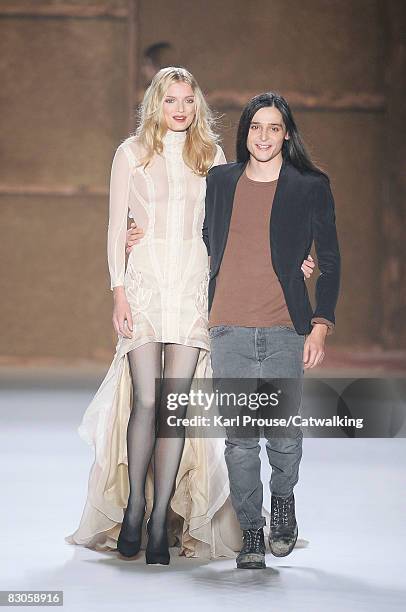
[236,92,327,177]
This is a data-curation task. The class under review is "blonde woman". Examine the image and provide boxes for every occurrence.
[66,67,314,565]
[65,67,242,566]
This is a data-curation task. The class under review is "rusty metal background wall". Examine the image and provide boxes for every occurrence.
[0,0,404,362]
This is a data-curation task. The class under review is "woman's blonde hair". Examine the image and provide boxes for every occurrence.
[135,67,219,176]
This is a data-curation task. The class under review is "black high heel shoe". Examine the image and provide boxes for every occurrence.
[145,518,170,565]
[117,507,145,558]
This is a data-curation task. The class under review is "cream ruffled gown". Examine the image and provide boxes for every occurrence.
[65,130,243,558]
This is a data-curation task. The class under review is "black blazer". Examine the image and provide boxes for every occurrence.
[202,158,341,335]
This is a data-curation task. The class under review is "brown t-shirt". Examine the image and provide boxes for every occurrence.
[208,170,295,329]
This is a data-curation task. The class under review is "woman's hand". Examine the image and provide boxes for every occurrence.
[126,222,145,254]
[112,287,133,338]
[301,254,315,279]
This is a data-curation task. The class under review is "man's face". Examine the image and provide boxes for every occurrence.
[246,106,289,162]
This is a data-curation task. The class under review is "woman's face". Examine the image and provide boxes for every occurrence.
[162,81,196,132]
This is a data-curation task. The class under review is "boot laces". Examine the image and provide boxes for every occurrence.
[243,528,263,553]
[272,494,294,527]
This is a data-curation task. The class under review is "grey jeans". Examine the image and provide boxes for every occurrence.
[209,325,305,531]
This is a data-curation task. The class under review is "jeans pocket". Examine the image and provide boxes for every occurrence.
[274,325,296,332]
[208,325,231,339]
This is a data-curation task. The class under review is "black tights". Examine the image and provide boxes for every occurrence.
[120,342,200,547]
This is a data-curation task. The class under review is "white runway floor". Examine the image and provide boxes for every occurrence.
[1,369,405,611]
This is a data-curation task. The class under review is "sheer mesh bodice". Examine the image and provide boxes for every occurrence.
[107,130,226,349]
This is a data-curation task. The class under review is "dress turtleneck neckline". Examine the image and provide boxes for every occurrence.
[162,129,187,148]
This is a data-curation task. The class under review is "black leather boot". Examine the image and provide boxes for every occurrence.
[236,528,266,569]
[269,493,298,557]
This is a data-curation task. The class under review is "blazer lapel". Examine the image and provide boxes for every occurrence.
[212,161,247,278]
[269,157,290,228]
